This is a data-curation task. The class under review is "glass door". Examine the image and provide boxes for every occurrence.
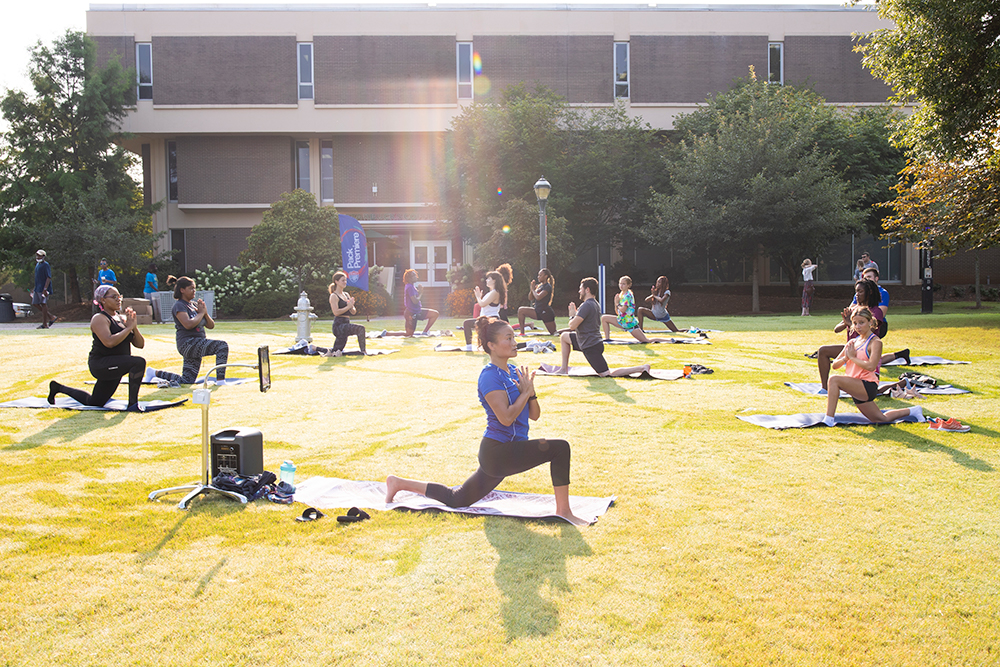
[410,240,452,287]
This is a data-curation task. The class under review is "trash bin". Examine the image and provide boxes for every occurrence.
[0,294,16,323]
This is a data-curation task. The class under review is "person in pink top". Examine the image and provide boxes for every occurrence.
[822,308,922,426]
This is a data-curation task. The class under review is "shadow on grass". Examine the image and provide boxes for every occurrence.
[484,517,592,641]
[582,378,636,404]
[4,409,131,450]
[859,425,996,472]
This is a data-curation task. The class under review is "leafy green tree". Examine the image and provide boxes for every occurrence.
[241,189,340,293]
[643,73,863,311]
[471,199,573,307]
[0,30,140,302]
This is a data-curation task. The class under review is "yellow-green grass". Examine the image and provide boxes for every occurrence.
[1,303,997,666]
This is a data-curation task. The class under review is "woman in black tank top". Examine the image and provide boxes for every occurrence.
[47,286,148,411]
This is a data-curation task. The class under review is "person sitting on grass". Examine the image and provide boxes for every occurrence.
[600,275,673,344]
[517,268,558,335]
[385,316,589,525]
[325,271,366,357]
[402,268,439,337]
[636,275,681,333]
[47,285,147,411]
[462,271,504,346]
[822,307,922,427]
[556,277,651,377]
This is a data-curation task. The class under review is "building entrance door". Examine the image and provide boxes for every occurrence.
[410,241,451,287]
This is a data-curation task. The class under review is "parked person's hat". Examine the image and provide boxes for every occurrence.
[36,249,46,257]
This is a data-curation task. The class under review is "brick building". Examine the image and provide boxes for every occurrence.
[89,2,931,293]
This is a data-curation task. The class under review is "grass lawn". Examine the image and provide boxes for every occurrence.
[1,303,997,666]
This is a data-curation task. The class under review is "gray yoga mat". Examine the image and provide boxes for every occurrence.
[882,356,969,366]
[602,336,710,345]
[537,363,684,380]
[737,411,925,430]
[784,381,970,396]
[0,396,188,412]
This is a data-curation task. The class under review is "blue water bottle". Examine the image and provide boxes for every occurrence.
[279,460,296,487]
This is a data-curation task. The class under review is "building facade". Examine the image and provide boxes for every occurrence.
[88,3,912,291]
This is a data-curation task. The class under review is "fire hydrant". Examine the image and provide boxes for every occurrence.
[290,291,318,342]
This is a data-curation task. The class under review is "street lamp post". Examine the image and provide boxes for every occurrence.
[534,176,551,270]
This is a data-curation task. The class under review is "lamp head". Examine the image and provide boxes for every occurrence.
[533,176,551,202]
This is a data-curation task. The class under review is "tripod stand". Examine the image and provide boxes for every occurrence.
[148,362,261,510]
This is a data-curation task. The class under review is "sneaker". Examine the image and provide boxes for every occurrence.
[805,351,819,359]
[36,323,49,329]
[939,418,970,433]
[927,418,944,430]
[890,386,907,399]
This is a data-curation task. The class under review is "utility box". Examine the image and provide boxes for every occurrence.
[210,428,263,478]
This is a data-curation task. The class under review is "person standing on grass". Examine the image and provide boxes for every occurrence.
[860,251,878,274]
[325,270,366,356]
[556,277,650,377]
[47,285,147,411]
[822,308,922,426]
[97,258,118,286]
[801,259,817,316]
[636,276,681,333]
[402,268,439,337]
[143,263,160,323]
[32,249,55,329]
[385,316,589,525]
[517,268,558,335]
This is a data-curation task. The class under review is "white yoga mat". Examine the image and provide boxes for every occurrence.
[87,377,253,387]
[883,356,969,366]
[0,396,188,412]
[293,477,615,525]
[366,330,450,338]
[737,411,925,430]
[784,381,970,396]
[537,363,684,380]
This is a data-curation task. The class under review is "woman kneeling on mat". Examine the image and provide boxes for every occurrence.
[325,271,366,356]
[462,271,504,345]
[48,285,147,411]
[822,308,922,426]
[164,275,228,383]
[386,317,588,525]
[636,275,680,333]
[517,268,558,335]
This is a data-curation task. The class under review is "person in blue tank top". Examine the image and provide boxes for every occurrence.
[386,316,589,525]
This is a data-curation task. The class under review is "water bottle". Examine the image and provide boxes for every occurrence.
[279,460,296,487]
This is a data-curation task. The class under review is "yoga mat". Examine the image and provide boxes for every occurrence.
[366,330,451,338]
[86,377,253,387]
[883,356,970,366]
[784,381,970,396]
[537,363,684,380]
[736,411,925,430]
[434,343,475,352]
[603,336,710,345]
[293,477,615,525]
[0,397,188,412]
[274,345,395,356]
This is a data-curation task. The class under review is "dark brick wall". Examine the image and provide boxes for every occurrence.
[631,35,767,103]
[330,133,446,203]
[184,227,253,271]
[784,36,891,103]
[473,35,613,103]
[153,36,297,105]
[93,35,135,71]
[176,136,293,205]
[935,247,1000,285]
[314,35,455,104]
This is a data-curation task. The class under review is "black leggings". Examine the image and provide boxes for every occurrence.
[333,321,366,353]
[425,436,571,508]
[50,355,146,407]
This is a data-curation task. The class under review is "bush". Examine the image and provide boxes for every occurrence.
[243,291,298,319]
[346,281,393,317]
[446,288,477,317]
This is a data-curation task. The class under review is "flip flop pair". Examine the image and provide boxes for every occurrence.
[337,507,371,523]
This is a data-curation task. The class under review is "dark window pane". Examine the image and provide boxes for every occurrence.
[321,141,334,201]
[167,141,178,201]
[414,247,428,264]
[296,141,310,191]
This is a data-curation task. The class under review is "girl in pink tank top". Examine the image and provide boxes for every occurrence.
[822,308,922,426]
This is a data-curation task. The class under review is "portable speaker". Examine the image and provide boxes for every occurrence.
[210,428,264,478]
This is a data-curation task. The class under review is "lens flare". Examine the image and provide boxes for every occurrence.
[497,187,503,196]
[473,52,482,75]
[502,225,511,234]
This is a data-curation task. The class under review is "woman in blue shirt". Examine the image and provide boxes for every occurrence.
[386,317,588,525]
[143,263,159,322]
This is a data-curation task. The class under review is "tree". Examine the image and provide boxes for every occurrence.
[241,189,340,293]
[0,30,141,302]
[643,73,864,311]
[470,199,573,307]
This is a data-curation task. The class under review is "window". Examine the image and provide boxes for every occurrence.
[320,141,334,202]
[298,43,314,100]
[768,42,783,84]
[136,43,152,100]
[295,141,310,191]
[457,42,473,100]
[167,141,178,202]
[614,42,629,98]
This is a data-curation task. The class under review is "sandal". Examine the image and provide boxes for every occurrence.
[295,507,325,522]
[337,506,371,523]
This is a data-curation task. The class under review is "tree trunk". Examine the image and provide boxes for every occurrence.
[752,250,760,313]
[68,265,82,304]
[975,251,982,308]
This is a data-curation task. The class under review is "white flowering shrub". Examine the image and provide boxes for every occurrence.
[195,263,328,315]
